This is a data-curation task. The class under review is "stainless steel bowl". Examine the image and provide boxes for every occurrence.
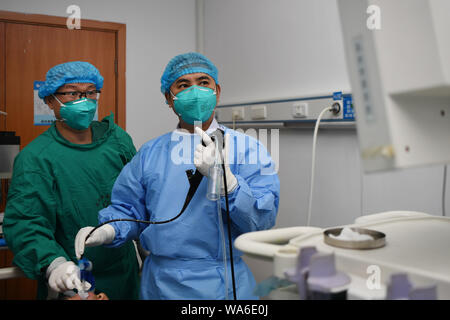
[323,227,386,249]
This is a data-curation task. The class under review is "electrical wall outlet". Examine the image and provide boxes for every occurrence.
[251,105,267,120]
[292,102,308,118]
[232,107,245,120]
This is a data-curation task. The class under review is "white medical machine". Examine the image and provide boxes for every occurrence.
[235,0,450,299]
[340,0,450,173]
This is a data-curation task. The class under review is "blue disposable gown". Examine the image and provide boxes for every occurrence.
[99,126,280,299]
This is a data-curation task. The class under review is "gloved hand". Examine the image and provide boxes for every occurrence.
[194,127,238,194]
[47,257,83,293]
[74,224,116,260]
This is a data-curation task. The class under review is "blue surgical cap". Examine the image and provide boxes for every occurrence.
[160,52,219,94]
[38,61,104,99]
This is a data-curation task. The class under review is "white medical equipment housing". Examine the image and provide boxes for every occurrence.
[235,0,450,300]
[235,211,450,299]
[338,0,450,172]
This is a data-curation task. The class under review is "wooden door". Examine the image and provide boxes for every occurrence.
[6,23,117,148]
[0,11,126,299]
[0,22,4,131]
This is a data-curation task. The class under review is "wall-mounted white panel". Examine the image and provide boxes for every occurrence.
[216,93,355,127]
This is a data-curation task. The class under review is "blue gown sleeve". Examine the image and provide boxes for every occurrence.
[221,132,280,234]
[98,147,149,247]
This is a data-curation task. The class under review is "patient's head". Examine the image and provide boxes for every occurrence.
[66,292,109,300]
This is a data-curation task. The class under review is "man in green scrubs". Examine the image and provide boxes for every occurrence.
[3,61,139,300]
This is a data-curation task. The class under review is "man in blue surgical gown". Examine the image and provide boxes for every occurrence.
[75,52,280,299]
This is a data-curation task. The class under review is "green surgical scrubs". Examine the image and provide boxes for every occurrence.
[3,114,140,300]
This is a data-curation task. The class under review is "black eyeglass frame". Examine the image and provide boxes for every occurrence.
[54,90,102,99]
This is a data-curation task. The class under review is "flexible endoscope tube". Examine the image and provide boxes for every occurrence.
[81,216,188,260]
[222,161,237,300]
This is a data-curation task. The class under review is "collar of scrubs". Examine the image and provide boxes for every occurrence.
[175,118,220,135]
[52,113,115,149]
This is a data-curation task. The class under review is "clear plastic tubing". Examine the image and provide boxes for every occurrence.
[207,138,222,201]
[207,164,221,201]
[206,138,229,299]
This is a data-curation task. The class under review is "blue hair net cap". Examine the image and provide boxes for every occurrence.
[38,61,104,99]
[160,52,219,94]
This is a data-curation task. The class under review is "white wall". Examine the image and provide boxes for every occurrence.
[203,0,450,284]
[204,0,351,104]
[204,0,449,224]
[0,0,197,149]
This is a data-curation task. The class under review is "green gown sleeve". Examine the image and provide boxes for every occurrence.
[114,125,137,164]
[124,133,137,161]
[3,155,69,279]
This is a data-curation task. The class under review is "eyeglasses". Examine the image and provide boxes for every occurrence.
[54,90,101,101]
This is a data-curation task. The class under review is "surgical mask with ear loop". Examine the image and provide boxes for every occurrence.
[52,94,98,130]
[171,85,217,125]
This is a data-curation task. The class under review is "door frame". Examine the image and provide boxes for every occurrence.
[0,10,127,129]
